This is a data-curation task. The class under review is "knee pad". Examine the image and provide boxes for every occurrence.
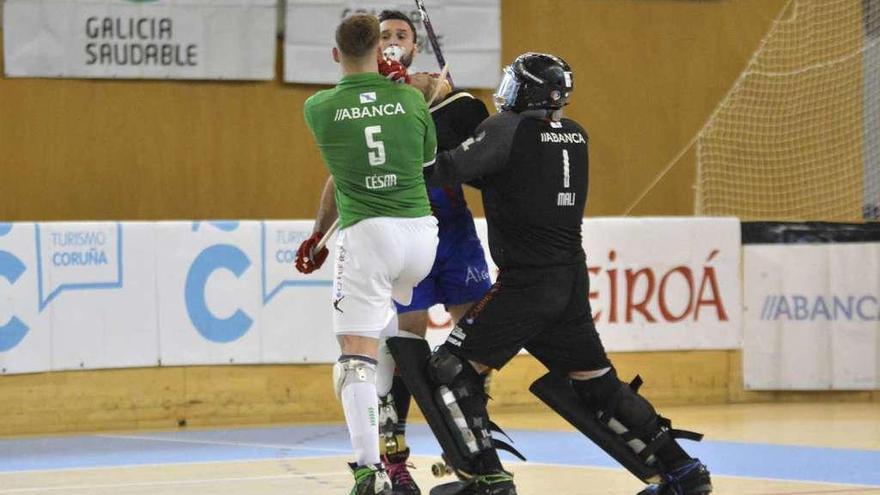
[428,345,477,386]
[572,369,659,440]
[572,370,660,463]
[571,368,623,405]
[333,355,377,400]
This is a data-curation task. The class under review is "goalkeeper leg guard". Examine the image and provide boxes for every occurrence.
[530,369,706,485]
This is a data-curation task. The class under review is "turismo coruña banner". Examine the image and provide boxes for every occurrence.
[2,0,276,80]
[0,220,342,374]
[284,0,501,88]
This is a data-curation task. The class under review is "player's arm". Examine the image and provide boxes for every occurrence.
[424,112,520,187]
[295,99,331,274]
[313,176,338,235]
[423,103,439,169]
[411,73,452,103]
[455,96,490,136]
[453,95,491,189]
[300,99,337,235]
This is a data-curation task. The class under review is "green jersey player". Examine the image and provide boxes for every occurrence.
[303,60,436,229]
[298,14,439,495]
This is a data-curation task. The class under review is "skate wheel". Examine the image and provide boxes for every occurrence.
[431,461,450,478]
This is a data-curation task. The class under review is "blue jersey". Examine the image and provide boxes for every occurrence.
[428,185,468,220]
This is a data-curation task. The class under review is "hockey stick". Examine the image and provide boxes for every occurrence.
[427,64,450,107]
[414,0,453,87]
[315,217,339,252]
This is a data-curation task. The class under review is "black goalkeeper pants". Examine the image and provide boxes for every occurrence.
[446,263,611,373]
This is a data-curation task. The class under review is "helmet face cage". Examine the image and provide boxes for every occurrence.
[493,65,521,112]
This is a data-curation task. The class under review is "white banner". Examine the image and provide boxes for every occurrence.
[40,222,159,371]
[155,221,265,366]
[284,0,501,88]
[0,223,50,375]
[3,0,276,80]
[0,217,740,374]
[744,243,880,390]
[259,221,338,364]
[583,217,741,351]
[0,220,341,374]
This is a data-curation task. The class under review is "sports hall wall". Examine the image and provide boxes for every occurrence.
[2,0,876,436]
[0,0,788,222]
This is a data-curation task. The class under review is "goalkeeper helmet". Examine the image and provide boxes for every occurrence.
[494,52,573,112]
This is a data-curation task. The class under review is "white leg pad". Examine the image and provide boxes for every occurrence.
[376,338,396,397]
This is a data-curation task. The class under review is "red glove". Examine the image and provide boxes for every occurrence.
[378,58,411,84]
[295,231,329,274]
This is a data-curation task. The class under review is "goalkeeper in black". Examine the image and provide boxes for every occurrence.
[406,53,713,495]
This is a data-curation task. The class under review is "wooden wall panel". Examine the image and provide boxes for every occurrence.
[1,352,875,436]
[502,0,790,216]
[1,1,786,220]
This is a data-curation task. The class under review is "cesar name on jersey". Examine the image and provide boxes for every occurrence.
[341,92,409,190]
[365,174,398,190]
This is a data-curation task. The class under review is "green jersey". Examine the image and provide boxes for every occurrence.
[304,72,436,229]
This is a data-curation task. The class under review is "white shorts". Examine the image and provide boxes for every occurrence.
[332,216,439,339]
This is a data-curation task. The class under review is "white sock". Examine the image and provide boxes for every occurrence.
[342,380,381,466]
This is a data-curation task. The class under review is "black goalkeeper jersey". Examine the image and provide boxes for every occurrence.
[425,111,589,269]
[426,90,489,220]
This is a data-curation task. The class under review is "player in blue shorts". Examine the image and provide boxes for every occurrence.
[377,10,492,494]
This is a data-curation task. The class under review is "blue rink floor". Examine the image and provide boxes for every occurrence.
[0,424,878,487]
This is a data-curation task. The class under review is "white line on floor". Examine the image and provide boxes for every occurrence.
[0,455,342,475]
[95,433,350,454]
[0,471,351,493]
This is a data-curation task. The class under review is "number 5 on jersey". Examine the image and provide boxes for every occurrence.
[365,125,386,166]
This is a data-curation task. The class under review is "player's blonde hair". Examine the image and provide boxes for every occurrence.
[335,14,380,60]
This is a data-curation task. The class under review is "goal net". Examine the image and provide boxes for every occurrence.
[695,0,880,221]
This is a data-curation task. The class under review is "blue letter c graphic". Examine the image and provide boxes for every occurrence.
[0,251,29,352]
[184,244,253,343]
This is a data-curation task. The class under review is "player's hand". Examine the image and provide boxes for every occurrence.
[430,74,453,102]
[410,73,452,103]
[295,231,329,274]
[378,58,411,84]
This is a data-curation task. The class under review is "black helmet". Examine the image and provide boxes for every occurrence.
[494,52,573,112]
